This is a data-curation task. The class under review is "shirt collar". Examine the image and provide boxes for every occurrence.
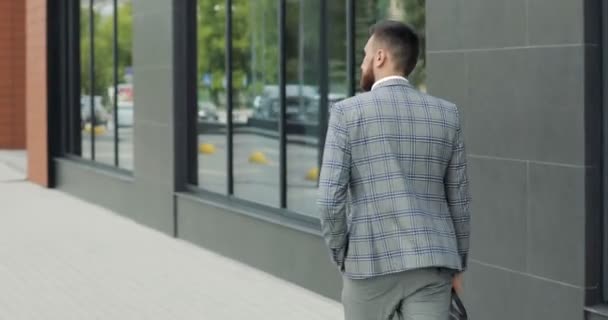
[371,75,409,91]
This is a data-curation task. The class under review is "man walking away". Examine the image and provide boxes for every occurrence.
[318,20,471,320]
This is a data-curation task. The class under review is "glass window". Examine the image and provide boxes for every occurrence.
[80,0,92,160]
[196,0,228,194]
[77,0,133,170]
[285,0,322,217]
[91,0,114,167]
[232,0,280,207]
[116,2,134,171]
[328,0,348,98]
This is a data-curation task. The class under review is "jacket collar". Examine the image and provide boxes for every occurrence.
[371,76,412,90]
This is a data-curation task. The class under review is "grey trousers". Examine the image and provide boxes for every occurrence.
[341,268,454,320]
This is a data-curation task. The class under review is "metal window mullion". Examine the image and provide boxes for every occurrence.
[279,0,287,208]
[187,0,199,186]
[113,0,119,167]
[226,0,234,195]
[317,0,329,170]
[89,0,95,160]
[58,1,68,155]
[346,0,355,97]
[58,1,69,156]
[71,0,82,155]
[602,0,608,300]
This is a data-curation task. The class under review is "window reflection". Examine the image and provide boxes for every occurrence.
[232,0,280,206]
[91,0,115,167]
[78,0,134,170]
[285,0,322,216]
[116,1,134,171]
[80,0,93,160]
[196,0,228,194]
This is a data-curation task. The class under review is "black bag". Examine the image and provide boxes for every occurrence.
[449,290,468,320]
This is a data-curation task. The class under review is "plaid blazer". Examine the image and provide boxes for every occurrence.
[318,78,471,279]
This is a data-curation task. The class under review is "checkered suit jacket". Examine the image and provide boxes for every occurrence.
[318,78,471,279]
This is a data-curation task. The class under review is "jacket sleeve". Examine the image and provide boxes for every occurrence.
[317,103,351,269]
[444,110,472,271]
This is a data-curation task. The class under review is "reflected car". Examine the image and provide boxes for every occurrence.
[251,84,319,122]
[198,101,219,122]
[251,85,347,124]
[81,95,109,128]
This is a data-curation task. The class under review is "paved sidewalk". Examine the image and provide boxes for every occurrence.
[0,150,26,181]
[0,158,342,319]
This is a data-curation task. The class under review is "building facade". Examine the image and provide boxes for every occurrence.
[3,0,606,319]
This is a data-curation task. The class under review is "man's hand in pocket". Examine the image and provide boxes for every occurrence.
[453,272,464,295]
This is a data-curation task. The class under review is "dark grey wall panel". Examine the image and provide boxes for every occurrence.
[129,178,174,234]
[463,48,528,157]
[524,274,585,320]
[132,14,173,69]
[426,0,464,51]
[463,262,528,320]
[466,46,586,165]
[527,163,586,287]
[130,1,176,235]
[468,157,528,272]
[427,0,527,51]
[461,0,527,49]
[132,121,174,187]
[55,159,175,235]
[465,261,585,320]
[132,67,174,125]
[527,0,584,45]
[429,0,592,49]
[522,46,586,164]
[54,159,137,222]
[426,52,468,113]
[175,194,342,300]
[132,0,172,18]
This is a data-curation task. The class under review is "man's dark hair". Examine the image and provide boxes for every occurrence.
[369,20,420,76]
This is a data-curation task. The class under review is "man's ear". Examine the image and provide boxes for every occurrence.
[374,49,387,68]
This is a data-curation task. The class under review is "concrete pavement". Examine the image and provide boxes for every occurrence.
[0,155,342,319]
[0,150,26,181]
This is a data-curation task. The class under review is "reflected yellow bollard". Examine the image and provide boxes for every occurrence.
[199,143,216,154]
[93,125,106,136]
[249,151,269,165]
[305,167,319,181]
[83,124,106,136]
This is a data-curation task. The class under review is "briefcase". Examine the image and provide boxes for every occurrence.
[449,289,468,320]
